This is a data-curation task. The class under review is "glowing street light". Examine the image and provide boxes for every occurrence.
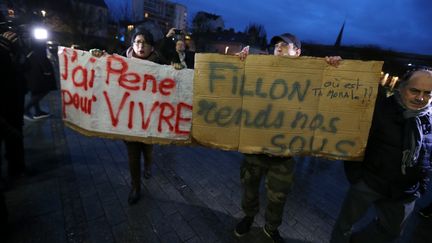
[41,10,46,17]
[33,27,48,40]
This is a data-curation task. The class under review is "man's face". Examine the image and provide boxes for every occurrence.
[273,41,300,57]
[176,40,185,53]
[132,34,153,59]
[399,71,432,110]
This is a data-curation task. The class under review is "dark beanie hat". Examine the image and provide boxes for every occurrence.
[130,27,155,46]
[270,33,301,49]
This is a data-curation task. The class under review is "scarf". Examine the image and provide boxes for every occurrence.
[394,91,432,174]
[178,52,187,68]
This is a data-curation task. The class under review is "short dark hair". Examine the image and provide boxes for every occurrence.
[130,28,154,46]
[398,66,432,88]
[402,66,432,81]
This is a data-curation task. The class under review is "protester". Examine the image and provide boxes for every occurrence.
[23,42,56,120]
[0,28,27,178]
[234,33,341,243]
[0,26,28,238]
[120,28,168,205]
[46,41,60,87]
[160,28,195,69]
[330,67,432,242]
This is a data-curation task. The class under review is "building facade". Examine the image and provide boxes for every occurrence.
[130,0,187,33]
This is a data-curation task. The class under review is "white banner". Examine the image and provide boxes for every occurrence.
[58,47,194,141]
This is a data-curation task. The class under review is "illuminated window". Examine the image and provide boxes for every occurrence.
[127,25,134,31]
[145,12,149,18]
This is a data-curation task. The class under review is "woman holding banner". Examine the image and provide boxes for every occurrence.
[122,28,168,205]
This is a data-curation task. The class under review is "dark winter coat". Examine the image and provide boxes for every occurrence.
[25,46,56,94]
[158,37,195,69]
[345,87,432,199]
[0,35,26,131]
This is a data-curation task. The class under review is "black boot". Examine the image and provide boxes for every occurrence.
[234,216,254,237]
[128,187,141,205]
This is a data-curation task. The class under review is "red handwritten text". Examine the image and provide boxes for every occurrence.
[61,89,97,118]
[103,91,192,135]
[105,55,176,95]
[60,49,96,91]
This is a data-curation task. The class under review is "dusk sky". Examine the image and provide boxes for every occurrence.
[105,0,432,55]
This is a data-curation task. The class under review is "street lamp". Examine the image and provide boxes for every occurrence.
[33,27,48,40]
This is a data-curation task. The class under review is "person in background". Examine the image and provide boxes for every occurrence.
[23,42,56,120]
[0,27,27,179]
[46,41,60,88]
[331,67,432,243]
[234,33,341,243]
[0,25,28,238]
[160,28,195,69]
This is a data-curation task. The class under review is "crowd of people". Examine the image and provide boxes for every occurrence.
[1,21,432,243]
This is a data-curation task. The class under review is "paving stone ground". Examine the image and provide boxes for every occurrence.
[1,91,431,243]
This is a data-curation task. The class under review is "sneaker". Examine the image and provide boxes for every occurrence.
[263,225,284,243]
[33,111,50,120]
[234,216,254,237]
[127,187,141,205]
[419,204,432,218]
[23,113,34,121]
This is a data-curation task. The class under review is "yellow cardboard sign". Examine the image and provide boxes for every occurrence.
[193,54,383,161]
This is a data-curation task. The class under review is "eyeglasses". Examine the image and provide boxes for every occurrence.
[133,41,151,47]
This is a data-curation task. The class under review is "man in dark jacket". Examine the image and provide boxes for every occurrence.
[159,28,195,69]
[0,29,26,178]
[0,27,27,239]
[330,68,432,243]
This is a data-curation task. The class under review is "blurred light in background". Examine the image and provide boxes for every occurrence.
[33,27,48,40]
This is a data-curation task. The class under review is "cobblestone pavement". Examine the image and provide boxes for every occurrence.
[2,91,431,243]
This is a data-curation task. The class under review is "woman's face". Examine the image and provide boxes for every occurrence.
[132,34,153,59]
